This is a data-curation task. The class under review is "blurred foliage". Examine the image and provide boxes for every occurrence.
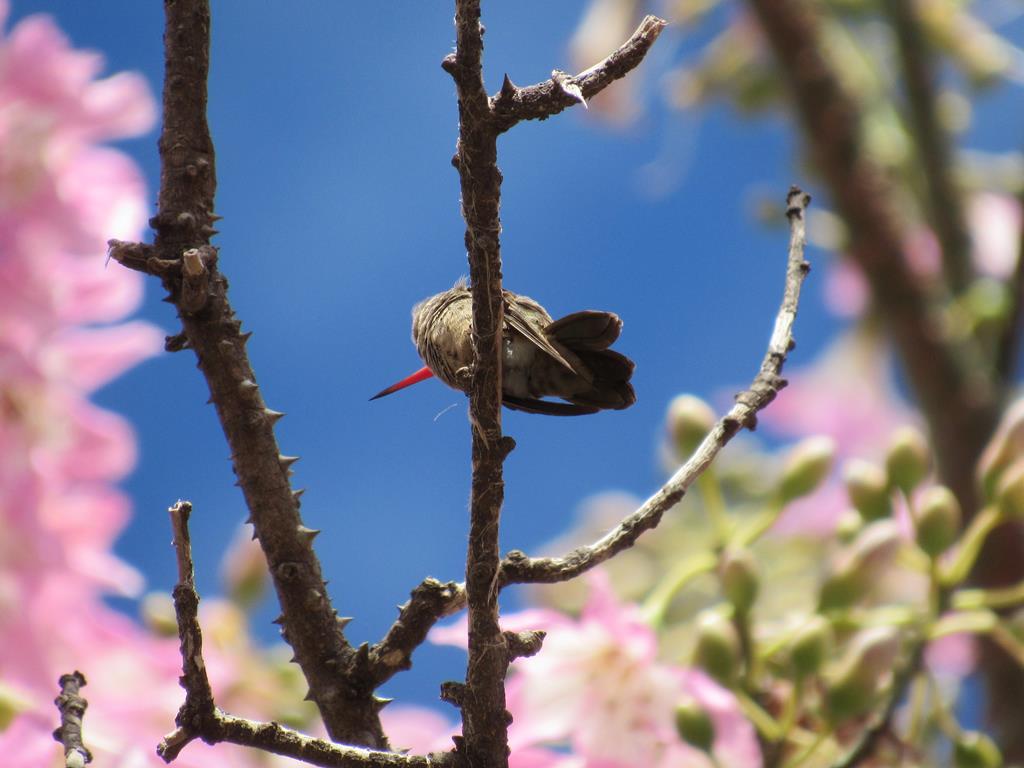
[530,395,1024,766]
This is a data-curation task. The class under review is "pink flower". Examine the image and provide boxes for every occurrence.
[0,7,293,766]
[969,193,1021,279]
[433,572,760,768]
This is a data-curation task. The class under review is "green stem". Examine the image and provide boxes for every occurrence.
[782,729,829,768]
[953,578,1024,611]
[641,551,717,626]
[698,470,731,547]
[732,496,786,548]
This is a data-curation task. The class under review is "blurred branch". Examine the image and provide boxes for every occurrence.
[884,0,971,293]
[995,198,1024,378]
[107,0,389,746]
[159,501,453,768]
[745,1,1024,758]
[745,0,998,527]
[490,15,667,133]
[501,187,812,586]
[53,671,91,768]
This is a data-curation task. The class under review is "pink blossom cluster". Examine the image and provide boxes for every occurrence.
[0,5,279,766]
[392,572,761,768]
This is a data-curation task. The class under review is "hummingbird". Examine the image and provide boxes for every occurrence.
[371,281,635,415]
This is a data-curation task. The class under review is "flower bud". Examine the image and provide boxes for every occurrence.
[996,459,1024,520]
[221,524,269,609]
[835,509,863,543]
[720,548,759,615]
[694,610,741,687]
[825,627,900,723]
[675,698,715,753]
[778,437,836,503]
[954,731,1002,768]
[915,485,962,556]
[848,519,904,573]
[885,427,931,495]
[843,460,891,521]
[140,592,179,637]
[978,398,1024,500]
[790,615,833,678]
[819,521,903,610]
[668,395,716,458]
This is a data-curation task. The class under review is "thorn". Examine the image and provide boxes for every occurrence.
[297,525,320,542]
[336,616,353,630]
[250,527,258,541]
[239,379,258,395]
[500,73,517,98]
[373,697,394,712]
[272,614,285,625]
[303,690,315,702]
[279,455,300,471]
[441,53,457,74]
[244,516,253,525]
[240,331,254,344]
[355,642,370,667]
[264,409,286,424]
[292,488,306,500]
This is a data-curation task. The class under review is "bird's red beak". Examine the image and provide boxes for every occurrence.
[370,365,434,401]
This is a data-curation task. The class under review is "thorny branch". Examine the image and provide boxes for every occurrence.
[446,1,514,763]
[159,501,456,768]
[107,0,387,746]
[440,6,667,768]
[53,671,91,767]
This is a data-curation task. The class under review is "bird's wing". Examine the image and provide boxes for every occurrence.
[502,394,599,416]
[504,299,578,374]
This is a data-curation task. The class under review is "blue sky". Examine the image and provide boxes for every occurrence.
[12,2,866,708]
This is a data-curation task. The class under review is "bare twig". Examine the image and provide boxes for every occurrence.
[883,0,971,293]
[159,501,455,768]
[500,187,812,585]
[53,671,91,767]
[490,15,667,133]
[109,0,386,745]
